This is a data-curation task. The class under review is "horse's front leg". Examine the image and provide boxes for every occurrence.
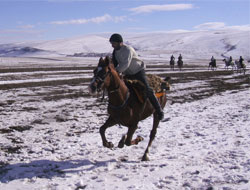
[100,116,117,149]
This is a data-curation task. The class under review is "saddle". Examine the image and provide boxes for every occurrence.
[124,74,170,104]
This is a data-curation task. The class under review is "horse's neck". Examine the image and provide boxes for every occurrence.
[107,72,128,106]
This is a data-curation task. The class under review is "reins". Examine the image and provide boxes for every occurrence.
[109,83,120,93]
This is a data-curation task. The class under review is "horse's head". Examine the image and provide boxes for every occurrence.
[88,56,115,95]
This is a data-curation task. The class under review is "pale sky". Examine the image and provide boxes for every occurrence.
[0,0,249,43]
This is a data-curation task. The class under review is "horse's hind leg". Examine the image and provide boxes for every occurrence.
[100,116,117,149]
[142,114,160,161]
[118,124,144,148]
[101,89,105,101]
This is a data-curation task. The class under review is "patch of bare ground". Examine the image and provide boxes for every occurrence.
[0,78,91,90]
[42,89,90,101]
[0,66,95,73]
[0,65,249,104]
[158,70,250,104]
[0,125,32,134]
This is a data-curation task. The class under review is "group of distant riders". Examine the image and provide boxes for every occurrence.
[170,54,246,74]
[209,55,246,71]
[169,54,183,70]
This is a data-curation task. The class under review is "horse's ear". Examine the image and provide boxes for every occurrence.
[104,56,111,66]
[98,57,105,66]
[99,57,104,62]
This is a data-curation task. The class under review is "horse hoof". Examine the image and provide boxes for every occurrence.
[134,135,144,145]
[104,142,114,149]
[137,135,144,142]
[108,142,114,148]
[118,135,127,148]
[141,154,150,161]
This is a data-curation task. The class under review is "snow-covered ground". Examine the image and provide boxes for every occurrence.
[0,57,249,190]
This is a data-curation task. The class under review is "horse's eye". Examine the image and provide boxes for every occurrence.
[93,67,102,76]
[99,70,107,79]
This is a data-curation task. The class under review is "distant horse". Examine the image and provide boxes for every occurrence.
[170,60,175,70]
[208,60,217,71]
[177,59,183,71]
[235,60,246,75]
[223,59,235,70]
[88,56,170,161]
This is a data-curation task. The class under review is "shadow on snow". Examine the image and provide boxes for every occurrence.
[0,158,117,183]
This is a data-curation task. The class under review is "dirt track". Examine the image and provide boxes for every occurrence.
[164,70,250,104]
[1,65,249,105]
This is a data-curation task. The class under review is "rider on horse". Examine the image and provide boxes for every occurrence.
[170,55,175,62]
[211,56,216,65]
[211,56,215,62]
[229,56,233,64]
[239,56,244,68]
[178,54,182,61]
[109,33,164,120]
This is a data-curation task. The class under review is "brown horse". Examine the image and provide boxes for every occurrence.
[88,56,169,161]
[170,59,175,70]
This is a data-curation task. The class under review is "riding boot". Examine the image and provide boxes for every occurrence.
[148,92,164,120]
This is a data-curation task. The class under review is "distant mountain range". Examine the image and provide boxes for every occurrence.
[0,29,249,60]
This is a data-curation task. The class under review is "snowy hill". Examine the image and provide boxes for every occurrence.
[0,29,249,60]
[122,30,250,60]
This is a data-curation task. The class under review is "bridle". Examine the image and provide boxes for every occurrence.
[91,66,110,92]
[91,64,130,110]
